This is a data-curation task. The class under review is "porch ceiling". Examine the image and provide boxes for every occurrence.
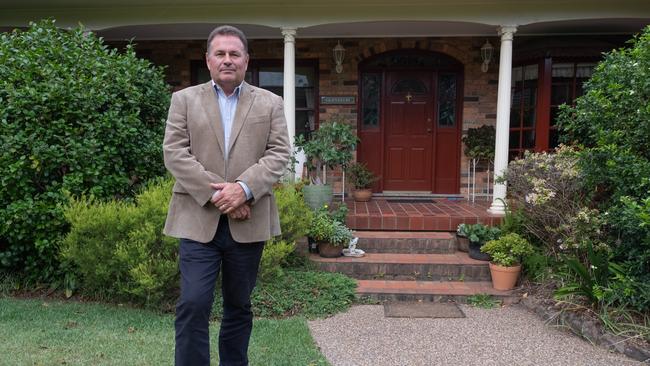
[1,0,649,40]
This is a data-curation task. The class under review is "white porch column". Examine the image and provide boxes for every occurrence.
[282,27,303,179]
[488,25,517,215]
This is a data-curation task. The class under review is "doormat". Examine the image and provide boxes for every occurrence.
[386,199,436,204]
[384,302,465,318]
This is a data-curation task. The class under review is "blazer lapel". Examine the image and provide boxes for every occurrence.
[227,82,255,155]
[200,82,226,158]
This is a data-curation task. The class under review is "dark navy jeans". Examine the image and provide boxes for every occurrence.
[175,215,264,366]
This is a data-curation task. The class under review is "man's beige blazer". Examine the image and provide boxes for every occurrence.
[163,81,290,243]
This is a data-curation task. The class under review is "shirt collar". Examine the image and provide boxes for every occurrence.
[212,80,244,98]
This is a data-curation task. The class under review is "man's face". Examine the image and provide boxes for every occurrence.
[206,35,249,91]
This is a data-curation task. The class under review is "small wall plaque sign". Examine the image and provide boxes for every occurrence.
[320,96,356,105]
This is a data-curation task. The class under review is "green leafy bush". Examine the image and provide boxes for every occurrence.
[481,233,534,267]
[273,183,312,244]
[556,26,650,311]
[259,239,296,282]
[309,207,353,246]
[463,223,500,245]
[0,20,170,281]
[62,178,178,307]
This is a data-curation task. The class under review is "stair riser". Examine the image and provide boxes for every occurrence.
[357,293,510,303]
[357,237,457,254]
[314,262,491,281]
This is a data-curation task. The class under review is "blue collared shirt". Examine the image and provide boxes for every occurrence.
[212,80,253,201]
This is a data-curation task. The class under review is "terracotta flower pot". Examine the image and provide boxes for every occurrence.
[352,188,372,202]
[456,235,469,252]
[489,263,521,290]
[318,242,342,258]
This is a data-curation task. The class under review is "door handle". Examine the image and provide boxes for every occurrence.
[426,128,432,133]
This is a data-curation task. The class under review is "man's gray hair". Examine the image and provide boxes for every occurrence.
[207,25,248,53]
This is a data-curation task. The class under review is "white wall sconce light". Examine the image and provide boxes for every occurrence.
[481,40,494,73]
[333,41,345,74]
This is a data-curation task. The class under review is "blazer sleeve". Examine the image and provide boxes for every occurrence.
[236,95,291,203]
[163,91,225,206]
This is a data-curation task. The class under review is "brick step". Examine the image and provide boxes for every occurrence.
[355,231,457,254]
[356,279,513,302]
[309,252,491,281]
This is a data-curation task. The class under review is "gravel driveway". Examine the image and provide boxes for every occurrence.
[308,304,642,366]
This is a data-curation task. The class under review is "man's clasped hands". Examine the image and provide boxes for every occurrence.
[210,182,251,220]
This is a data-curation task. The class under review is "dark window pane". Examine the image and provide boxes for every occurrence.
[550,107,559,127]
[549,129,559,149]
[245,71,253,84]
[523,108,536,128]
[439,74,456,99]
[296,110,314,139]
[551,83,571,105]
[510,108,520,128]
[523,130,535,149]
[362,73,381,128]
[523,81,537,108]
[438,101,455,126]
[509,130,521,149]
[511,88,522,108]
[392,79,428,94]
[437,74,457,127]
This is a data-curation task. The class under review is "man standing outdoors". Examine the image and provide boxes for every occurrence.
[162,25,291,366]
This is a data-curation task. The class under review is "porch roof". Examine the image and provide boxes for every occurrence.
[1,0,648,40]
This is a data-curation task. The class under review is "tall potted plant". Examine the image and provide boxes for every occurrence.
[295,116,357,210]
[347,162,378,202]
[481,233,534,290]
[462,125,495,201]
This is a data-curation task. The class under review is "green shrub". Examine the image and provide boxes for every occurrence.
[62,178,178,308]
[481,233,534,267]
[308,207,353,246]
[273,183,312,243]
[0,20,170,281]
[556,25,650,311]
[259,239,295,281]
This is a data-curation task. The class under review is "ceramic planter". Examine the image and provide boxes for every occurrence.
[456,235,469,252]
[352,188,372,202]
[489,263,521,290]
[468,240,491,261]
[317,242,342,258]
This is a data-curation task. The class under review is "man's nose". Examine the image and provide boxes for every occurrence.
[223,54,232,65]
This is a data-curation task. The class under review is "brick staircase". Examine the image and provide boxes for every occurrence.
[309,230,513,302]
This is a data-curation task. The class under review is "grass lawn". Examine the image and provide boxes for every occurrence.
[0,297,330,366]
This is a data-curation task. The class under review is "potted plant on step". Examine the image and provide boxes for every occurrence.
[480,233,534,290]
[456,223,470,252]
[308,207,354,258]
[295,115,357,210]
[347,162,378,202]
[465,223,501,261]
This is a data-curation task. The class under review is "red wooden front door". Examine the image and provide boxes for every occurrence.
[383,71,434,191]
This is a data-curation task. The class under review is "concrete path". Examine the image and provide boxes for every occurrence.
[308,304,642,366]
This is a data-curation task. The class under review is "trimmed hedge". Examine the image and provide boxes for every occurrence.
[0,20,170,280]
